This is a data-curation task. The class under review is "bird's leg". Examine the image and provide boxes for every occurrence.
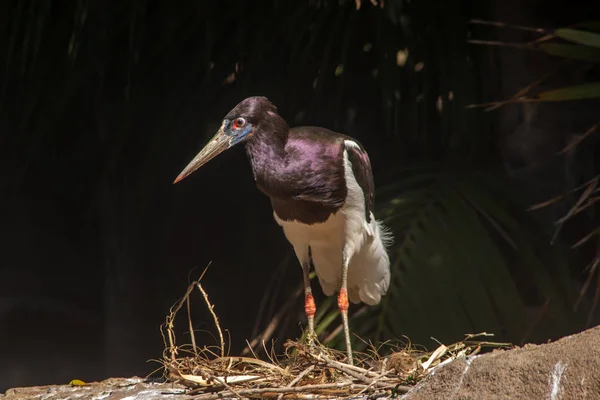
[302,260,316,347]
[338,254,353,365]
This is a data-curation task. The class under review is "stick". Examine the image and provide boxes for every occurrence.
[196,281,225,358]
[163,280,197,361]
[465,97,539,109]
[355,369,392,397]
[467,39,535,50]
[315,353,382,384]
[559,122,600,155]
[211,356,286,373]
[208,375,245,399]
[468,19,548,34]
[288,365,315,387]
[277,365,315,400]
[528,174,600,211]
[551,177,599,244]
[187,294,198,356]
[190,381,406,399]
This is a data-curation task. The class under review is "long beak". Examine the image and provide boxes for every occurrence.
[173,127,231,184]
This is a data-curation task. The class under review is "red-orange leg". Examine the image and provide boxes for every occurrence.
[337,288,349,312]
[302,262,316,345]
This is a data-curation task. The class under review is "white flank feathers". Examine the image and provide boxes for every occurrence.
[273,140,392,306]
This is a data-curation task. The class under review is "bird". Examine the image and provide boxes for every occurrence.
[174,96,392,365]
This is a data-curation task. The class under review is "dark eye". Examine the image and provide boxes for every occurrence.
[233,117,246,129]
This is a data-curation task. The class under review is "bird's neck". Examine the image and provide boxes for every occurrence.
[244,118,290,193]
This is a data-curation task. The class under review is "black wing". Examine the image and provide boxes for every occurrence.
[344,140,375,222]
[281,127,348,208]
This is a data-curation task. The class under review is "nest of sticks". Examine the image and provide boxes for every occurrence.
[160,276,512,399]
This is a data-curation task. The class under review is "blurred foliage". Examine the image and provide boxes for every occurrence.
[0,0,596,372]
[538,24,600,101]
[535,22,600,323]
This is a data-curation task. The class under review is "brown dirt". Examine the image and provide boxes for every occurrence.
[403,325,600,400]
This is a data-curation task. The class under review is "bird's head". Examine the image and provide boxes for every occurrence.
[174,96,280,184]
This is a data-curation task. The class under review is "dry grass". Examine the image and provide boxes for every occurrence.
[160,273,513,399]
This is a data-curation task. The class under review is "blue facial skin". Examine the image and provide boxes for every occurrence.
[226,120,254,146]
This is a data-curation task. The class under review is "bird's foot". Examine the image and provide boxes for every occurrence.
[304,315,317,349]
[304,332,317,349]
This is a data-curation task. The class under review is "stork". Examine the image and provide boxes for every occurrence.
[174,96,391,364]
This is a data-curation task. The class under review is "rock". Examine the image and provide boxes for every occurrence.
[402,326,600,400]
[0,377,187,400]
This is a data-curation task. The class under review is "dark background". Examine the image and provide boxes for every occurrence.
[1,0,599,391]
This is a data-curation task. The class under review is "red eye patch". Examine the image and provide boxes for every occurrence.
[233,118,246,129]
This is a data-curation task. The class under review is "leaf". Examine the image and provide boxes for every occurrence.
[421,344,448,370]
[572,21,600,32]
[537,82,600,101]
[540,43,600,63]
[69,380,86,386]
[555,28,600,48]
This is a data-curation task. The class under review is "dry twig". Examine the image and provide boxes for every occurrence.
[277,365,315,400]
[190,381,402,400]
[196,280,225,358]
[469,19,548,34]
[559,122,600,155]
[161,267,511,399]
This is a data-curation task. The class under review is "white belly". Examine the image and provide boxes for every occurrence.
[274,209,347,296]
[271,143,391,305]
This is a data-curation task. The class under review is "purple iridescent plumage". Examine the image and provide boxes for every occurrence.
[223,97,375,224]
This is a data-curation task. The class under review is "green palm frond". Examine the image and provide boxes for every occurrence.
[540,43,600,63]
[537,82,600,101]
[555,28,600,48]
[535,23,600,101]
